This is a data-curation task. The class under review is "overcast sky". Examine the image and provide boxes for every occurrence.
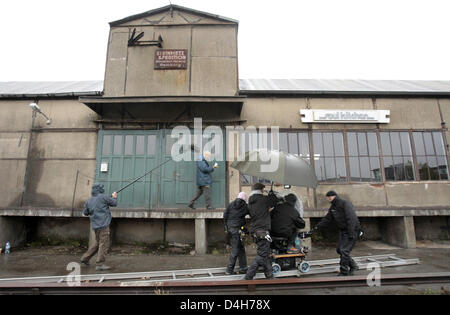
[1,0,449,81]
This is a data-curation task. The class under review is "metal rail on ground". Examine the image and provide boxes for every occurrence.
[0,254,419,285]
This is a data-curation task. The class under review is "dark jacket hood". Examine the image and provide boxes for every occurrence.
[249,190,263,204]
[91,184,105,196]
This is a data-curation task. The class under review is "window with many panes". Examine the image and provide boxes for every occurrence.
[380,132,415,181]
[312,132,346,182]
[413,131,449,180]
[239,129,449,185]
[240,131,311,185]
[347,131,382,182]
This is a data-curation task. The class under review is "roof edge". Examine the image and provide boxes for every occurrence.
[109,4,239,26]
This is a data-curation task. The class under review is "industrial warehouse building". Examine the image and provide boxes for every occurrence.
[0,5,449,254]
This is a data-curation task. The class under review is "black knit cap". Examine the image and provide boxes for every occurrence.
[252,183,265,191]
[326,190,337,197]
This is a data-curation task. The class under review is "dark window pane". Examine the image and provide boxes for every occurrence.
[413,132,425,156]
[313,133,323,156]
[102,135,112,155]
[393,156,405,180]
[124,135,133,155]
[113,135,122,155]
[325,157,336,181]
[433,132,446,156]
[298,133,310,158]
[384,156,395,180]
[400,132,412,156]
[288,133,299,155]
[347,132,358,156]
[357,133,368,156]
[360,156,370,180]
[367,132,379,156]
[335,157,347,181]
[391,132,402,155]
[403,157,415,180]
[437,156,449,179]
[279,132,288,153]
[315,157,325,181]
[147,135,156,155]
[323,133,334,156]
[334,133,345,156]
[136,136,145,155]
[427,156,439,180]
[423,132,435,155]
[380,133,392,156]
[417,156,429,180]
[370,157,382,181]
[349,156,360,181]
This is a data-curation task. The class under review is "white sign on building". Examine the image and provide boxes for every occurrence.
[300,109,390,123]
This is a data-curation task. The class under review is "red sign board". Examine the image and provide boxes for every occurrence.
[155,49,188,70]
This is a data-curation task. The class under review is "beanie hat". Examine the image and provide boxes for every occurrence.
[237,192,248,202]
[326,190,338,197]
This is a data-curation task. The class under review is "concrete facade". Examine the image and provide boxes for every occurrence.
[0,5,449,254]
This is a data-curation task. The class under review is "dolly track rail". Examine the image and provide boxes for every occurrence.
[0,273,449,294]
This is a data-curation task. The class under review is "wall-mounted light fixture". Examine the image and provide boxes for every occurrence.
[29,101,52,125]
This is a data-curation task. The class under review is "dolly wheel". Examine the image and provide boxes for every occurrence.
[298,261,310,273]
[272,263,281,275]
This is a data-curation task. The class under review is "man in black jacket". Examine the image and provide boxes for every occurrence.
[271,194,306,253]
[312,191,361,276]
[244,183,279,280]
[224,192,250,275]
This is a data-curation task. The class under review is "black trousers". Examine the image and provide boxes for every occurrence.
[226,228,247,273]
[272,229,297,248]
[246,234,272,279]
[190,185,211,207]
[337,231,357,274]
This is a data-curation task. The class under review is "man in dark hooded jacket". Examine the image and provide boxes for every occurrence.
[81,183,117,271]
[188,151,218,210]
[244,183,279,280]
[224,192,249,275]
[312,191,361,276]
[270,194,306,253]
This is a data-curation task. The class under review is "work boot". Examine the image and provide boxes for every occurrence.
[350,259,359,274]
[187,203,195,210]
[225,270,235,275]
[265,273,274,280]
[338,265,350,276]
[95,264,111,271]
[238,267,248,274]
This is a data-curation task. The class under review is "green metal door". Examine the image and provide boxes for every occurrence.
[96,129,226,209]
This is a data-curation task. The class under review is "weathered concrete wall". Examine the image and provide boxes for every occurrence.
[382,216,416,248]
[0,99,98,209]
[377,98,442,129]
[34,217,90,243]
[0,216,28,248]
[104,7,238,97]
[414,216,449,240]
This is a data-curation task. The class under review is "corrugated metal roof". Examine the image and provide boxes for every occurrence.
[239,79,450,96]
[2,79,450,98]
[0,81,103,98]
